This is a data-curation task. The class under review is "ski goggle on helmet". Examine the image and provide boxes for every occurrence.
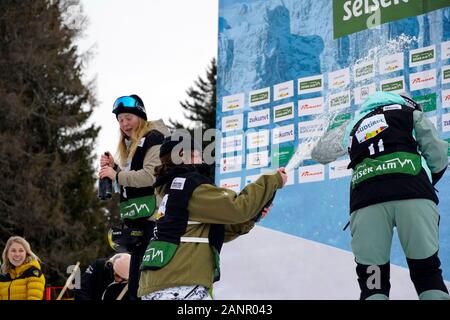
[112,95,147,120]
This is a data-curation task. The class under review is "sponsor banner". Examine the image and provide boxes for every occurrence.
[443,113,450,133]
[409,45,436,68]
[246,130,270,149]
[247,150,269,169]
[272,124,295,144]
[246,170,294,186]
[409,69,436,91]
[442,89,450,109]
[380,76,405,93]
[354,60,375,82]
[443,41,450,61]
[273,102,294,122]
[329,159,352,179]
[298,74,323,95]
[329,90,351,110]
[427,115,437,129]
[222,93,244,112]
[249,87,270,107]
[413,93,437,113]
[272,145,295,167]
[328,68,350,89]
[274,80,294,101]
[354,83,376,105]
[220,155,242,174]
[247,108,270,128]
[446,138,450,156]
[219,177,242,193]
[221,134,243,153]
[298,96,324,117]
[222,113,243,132]
[329,113,352,130]
[298,119,326,139]
[379,53,404,75]
[333,0,449,39]
[355,114,388,143]
[244,174,260,185]
[286,170,295,186]
[298,164,325,183]
[443,65,450,85]
[218,0,450,279]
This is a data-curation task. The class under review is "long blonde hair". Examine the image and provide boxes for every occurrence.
[117,118,152,167]
[1,236,41,274]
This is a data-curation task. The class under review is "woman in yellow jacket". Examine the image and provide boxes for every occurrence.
[0,236,45,300]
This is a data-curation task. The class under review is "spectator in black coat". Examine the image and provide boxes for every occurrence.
[74,253,130,300]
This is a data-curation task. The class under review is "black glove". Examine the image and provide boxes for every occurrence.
[432,168,447,186]
[252,192,276,222]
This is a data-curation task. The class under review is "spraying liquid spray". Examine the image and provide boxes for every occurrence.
[283,34,417,173]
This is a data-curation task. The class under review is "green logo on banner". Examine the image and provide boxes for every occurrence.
[329,113,352,130]
[444,69,450,81]
[299,79,322,91]
[251,92,269,103]
[272,145,294,167]
[446,138,450,156]
[275,106,293,118]
[330,95,350,108]
[355,64,374,78]
[381,80,403,92]
[333,0,450,39]
[411,49,435,63]
[413,93,436,113]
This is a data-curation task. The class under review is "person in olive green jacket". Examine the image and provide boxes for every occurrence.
[138,137,287,300]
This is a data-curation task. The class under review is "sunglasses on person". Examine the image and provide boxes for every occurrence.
[112,96,144,112]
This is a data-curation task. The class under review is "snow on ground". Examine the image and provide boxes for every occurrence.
[214,225,450,300]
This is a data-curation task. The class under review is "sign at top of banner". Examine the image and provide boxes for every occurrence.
[333,0,450,39]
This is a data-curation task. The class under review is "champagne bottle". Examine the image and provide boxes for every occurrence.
[99,177,112,200]
[98,152,113,200]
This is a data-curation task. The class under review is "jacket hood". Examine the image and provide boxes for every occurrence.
[148,119,170,137]
[359,91,406,114]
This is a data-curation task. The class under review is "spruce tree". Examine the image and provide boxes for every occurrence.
[170,58,217,131]
[0,0,111,285]
[170,58,217,177]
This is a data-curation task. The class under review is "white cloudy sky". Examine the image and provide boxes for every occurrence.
[78,0,218,163]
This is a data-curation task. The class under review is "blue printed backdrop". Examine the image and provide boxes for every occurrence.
[216,0,450,279]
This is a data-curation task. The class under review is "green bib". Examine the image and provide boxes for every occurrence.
[141,240,178,269]
[119,194,156,220]
[352,151,422,189]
